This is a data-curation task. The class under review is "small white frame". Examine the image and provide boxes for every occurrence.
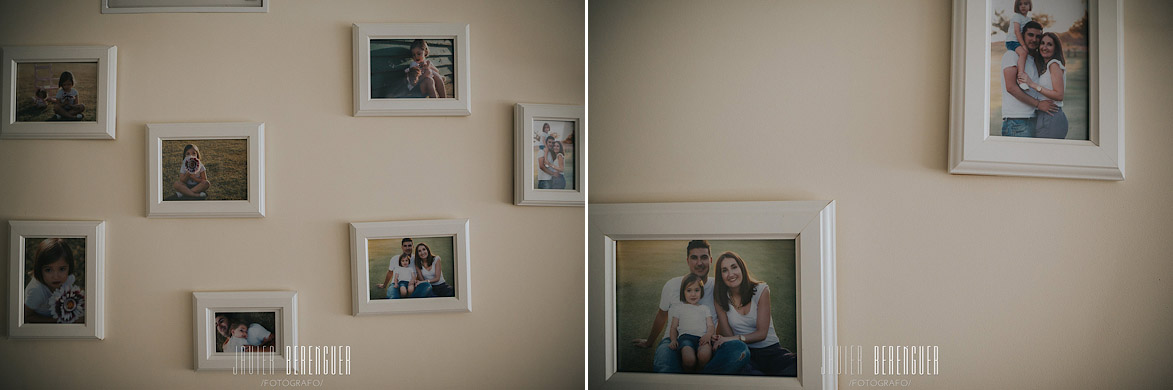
[193,291,297,371]
[1,45,117,140]
[948,0,1124,180]
[350,219,472,315]
[352,23,472,116]
[101,0,268,14]
[146,122,265,218]
[8,220,105,339]
[514,103,585,206]
[589,201,837,390]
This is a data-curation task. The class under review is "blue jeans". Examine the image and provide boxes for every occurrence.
[1001,117,1035,137]
[653,337,749,374]
[387,281,433,299]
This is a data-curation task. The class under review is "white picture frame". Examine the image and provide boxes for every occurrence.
[1,45,117,139]
[101,0,268,14]
[948,0,1124,180]
[589,201,837,390]
[352,23,472,116]
[514,103,585,206]
[146,122,265,218]
[8,220,105,339]
[350,219,472,315]
[192,291,297,371]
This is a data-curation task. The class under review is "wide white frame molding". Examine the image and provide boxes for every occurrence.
[8,220,105,339]
[948,0,1124,180]
[101,0,268,14]
[514,103,585,206]
[193,291,297,371]
[352,23,472,116]
[1,45,117,139]
[589,201,837,390]
[350,219,472,315]
[146,122,266,218]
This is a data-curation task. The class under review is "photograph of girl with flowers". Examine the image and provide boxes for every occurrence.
[23,237,86,324]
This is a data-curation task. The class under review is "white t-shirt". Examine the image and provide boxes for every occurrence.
[246,323,272,346]
[393,265,416,283]
[225,337,248,352]
[25,278,55,317]
[419,257,446,285]
[1005,13,1032,43]
[658,275,716,341]
[1000,50,1044,118]
[669,303,711,337]
[536,149,553,181]
[725,283,781,349]
[1038,59,1066,107]
[55,88,78,105]
[387,253,416,271]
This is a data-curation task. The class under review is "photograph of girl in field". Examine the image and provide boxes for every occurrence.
[23,237,86,324]
[213,312,277,353]
[618,239,797,376]
[533,120,576,190]
[367,236,456,300]
[989,0,1089,140]
[161,139,249,201]
[370,38,456,99]
[14,62,99,122]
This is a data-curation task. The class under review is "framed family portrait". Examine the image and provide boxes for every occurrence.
[101,0,268,13]
[514,103,584,206]
[1,45,117,139]
[8,221,105,339]
[350,219,471,315]
[193,291,297,371]
[352,23,471,116]
[146,122,265,218]
[949,0,1123,180]
[589,201,837,390]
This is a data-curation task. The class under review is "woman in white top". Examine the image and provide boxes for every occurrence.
[414,243,454,297]
[712,251,796,376]
[1021,32,1069,139]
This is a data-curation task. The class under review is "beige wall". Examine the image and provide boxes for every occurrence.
[0,0,583,388]
[590,0,1172,389]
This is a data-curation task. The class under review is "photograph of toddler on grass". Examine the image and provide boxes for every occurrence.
[161,139,249,201]
[989,0,1089,140]
[369,38,456,99]
[14,62,98,122]
[368,236,456,300]
[618,239,797,376]
[213,312,277,353]
[23,237,86,324]
[533,120,576,190]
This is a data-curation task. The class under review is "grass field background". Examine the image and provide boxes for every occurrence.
[213,311,276,353]
[615,240,796,373]
[14,62,99,122]
[989,44,1089,140]
[162,139,249,201]
[23,238,86,291]
[367,236,455,300]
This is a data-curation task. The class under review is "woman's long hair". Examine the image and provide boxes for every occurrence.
[1034,32,1066,75]
[415,243,437,270]
[713,251,762,311]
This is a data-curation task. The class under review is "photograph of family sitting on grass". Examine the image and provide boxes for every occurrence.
[617,239,797,376]
[367,236,456,300]
[14,62,98,122]
[989,0,1089,140]
[161,139,249,201]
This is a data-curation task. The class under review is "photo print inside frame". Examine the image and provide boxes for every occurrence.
[212,311,278,353]
[22,237,87,325]
[533,119,576,191]
[366,236,456,300]
[160,139,249,201]
[369,39,456,99]
[14,62,99,122]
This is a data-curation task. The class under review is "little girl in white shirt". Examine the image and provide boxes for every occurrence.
[668,273,715,372]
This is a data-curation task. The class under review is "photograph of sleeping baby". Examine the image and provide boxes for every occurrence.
[161,139,248,201]
[533,120,576,190]
[14,62,99,122]
[367,236,456,300]
[214,312,277,353]
[617,239,797,376]
[369,38,456,99]
[23,237,87,324]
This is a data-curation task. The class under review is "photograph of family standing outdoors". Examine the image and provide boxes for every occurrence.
[989,0,1089,140]
[367,236,456,300]
[533,120,576,190]
[617,240,797,376]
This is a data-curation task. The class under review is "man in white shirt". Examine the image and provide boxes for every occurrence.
[631,240,750,373]
[1000,20,1059,137]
